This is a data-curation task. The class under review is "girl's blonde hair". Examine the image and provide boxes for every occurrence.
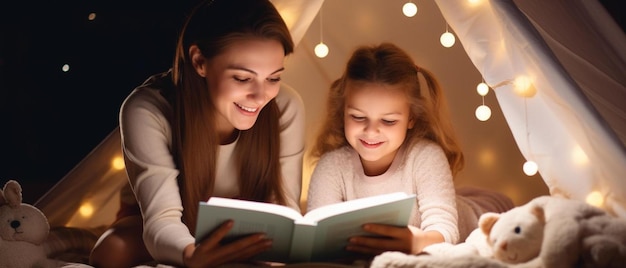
[167,0,294,233]
[310,42,464,176]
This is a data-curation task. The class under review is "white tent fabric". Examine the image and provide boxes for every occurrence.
[36,0,626,232]
[37,127,128,228]
[435,0,626,217]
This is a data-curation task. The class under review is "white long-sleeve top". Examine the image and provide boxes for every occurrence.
[119,71,305,265]
[307,140,459,244]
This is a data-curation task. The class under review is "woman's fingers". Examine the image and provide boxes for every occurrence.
[200,234,272,266]
[224,236,273,262]
[198,220,234,248]
[193,221,273,267]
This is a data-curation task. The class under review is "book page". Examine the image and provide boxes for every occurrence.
[195,198,306,263]
[303,192,413,222]
[206,197,304,220]
[306,193,416,262]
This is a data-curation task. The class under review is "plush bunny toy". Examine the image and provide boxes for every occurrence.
[0,180,62,268]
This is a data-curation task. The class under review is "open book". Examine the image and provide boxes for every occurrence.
[195,192,415,263]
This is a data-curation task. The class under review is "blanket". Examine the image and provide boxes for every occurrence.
[456,187,515,241]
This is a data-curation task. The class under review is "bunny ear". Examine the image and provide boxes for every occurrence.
[3,180,23,207]
[0,187,6,206]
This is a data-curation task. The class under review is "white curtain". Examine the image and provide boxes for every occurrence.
[435,0,626,217]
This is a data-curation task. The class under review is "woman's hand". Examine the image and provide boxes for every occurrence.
[346,224,443,256]
[183,220,272,267]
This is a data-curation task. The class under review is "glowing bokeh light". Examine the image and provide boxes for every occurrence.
[523,160,538,176]
[79,203,94,218]
[440,32,455,48]
[476,82,489,96]
[513,76,537,97]
[475,105,491,121]
[112,156,125,170]
[571,145,589,166]
[586,191,604,207]
[478,148,495,167]
[315,42,329,58]
[402,2,418,17]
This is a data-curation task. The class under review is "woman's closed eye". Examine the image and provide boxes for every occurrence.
[267,76,282,83]
[233,76,250,82]
[233,76,281,83]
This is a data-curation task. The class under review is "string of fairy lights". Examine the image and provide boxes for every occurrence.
[313,0,538,177]
[399,1,606,208]
[61,1,610,223]
[314,0,588,188]
[314,1,456,59]
[401,0,607,207]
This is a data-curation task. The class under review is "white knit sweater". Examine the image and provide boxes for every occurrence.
[119,71,305,265]
[307,140,460,244]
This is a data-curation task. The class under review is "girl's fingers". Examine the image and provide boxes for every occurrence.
[345,243,384,256]
[349,235,407,253]
[362,224,407,238]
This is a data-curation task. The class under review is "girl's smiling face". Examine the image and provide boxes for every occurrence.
[344,81,414,176]
[201,38,285,141]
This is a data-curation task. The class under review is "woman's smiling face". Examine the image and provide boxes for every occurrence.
[344,81,414,175]
[203,38,285,138]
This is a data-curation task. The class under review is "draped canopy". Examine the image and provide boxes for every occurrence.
[36,0,626,230]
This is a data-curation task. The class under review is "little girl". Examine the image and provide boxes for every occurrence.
[307,43,512,257]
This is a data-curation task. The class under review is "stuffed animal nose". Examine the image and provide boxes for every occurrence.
[10,220,20,229]
[500,241,508,251]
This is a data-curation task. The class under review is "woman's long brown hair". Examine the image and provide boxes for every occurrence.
[310,43,464,176]
[168,0,294,233]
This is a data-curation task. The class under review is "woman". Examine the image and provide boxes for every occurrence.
[89,0,305,267]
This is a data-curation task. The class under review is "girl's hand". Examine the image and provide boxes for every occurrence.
[346,224,443,255]
[183,220,272,267]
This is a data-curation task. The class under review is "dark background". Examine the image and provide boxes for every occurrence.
[1,0,202,203]
[1,0,623,204]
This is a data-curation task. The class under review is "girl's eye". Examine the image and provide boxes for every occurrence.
[350,115,366,122]
[382,119,397,125]
[267,77,282,83]
[233,76,250,82]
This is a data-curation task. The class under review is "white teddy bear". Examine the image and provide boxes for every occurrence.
[0,180,64,268]
[369,202,542,268]
[477,201,546,264]
[370,195,626,268]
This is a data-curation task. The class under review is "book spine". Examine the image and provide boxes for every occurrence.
[288,222,317,262]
